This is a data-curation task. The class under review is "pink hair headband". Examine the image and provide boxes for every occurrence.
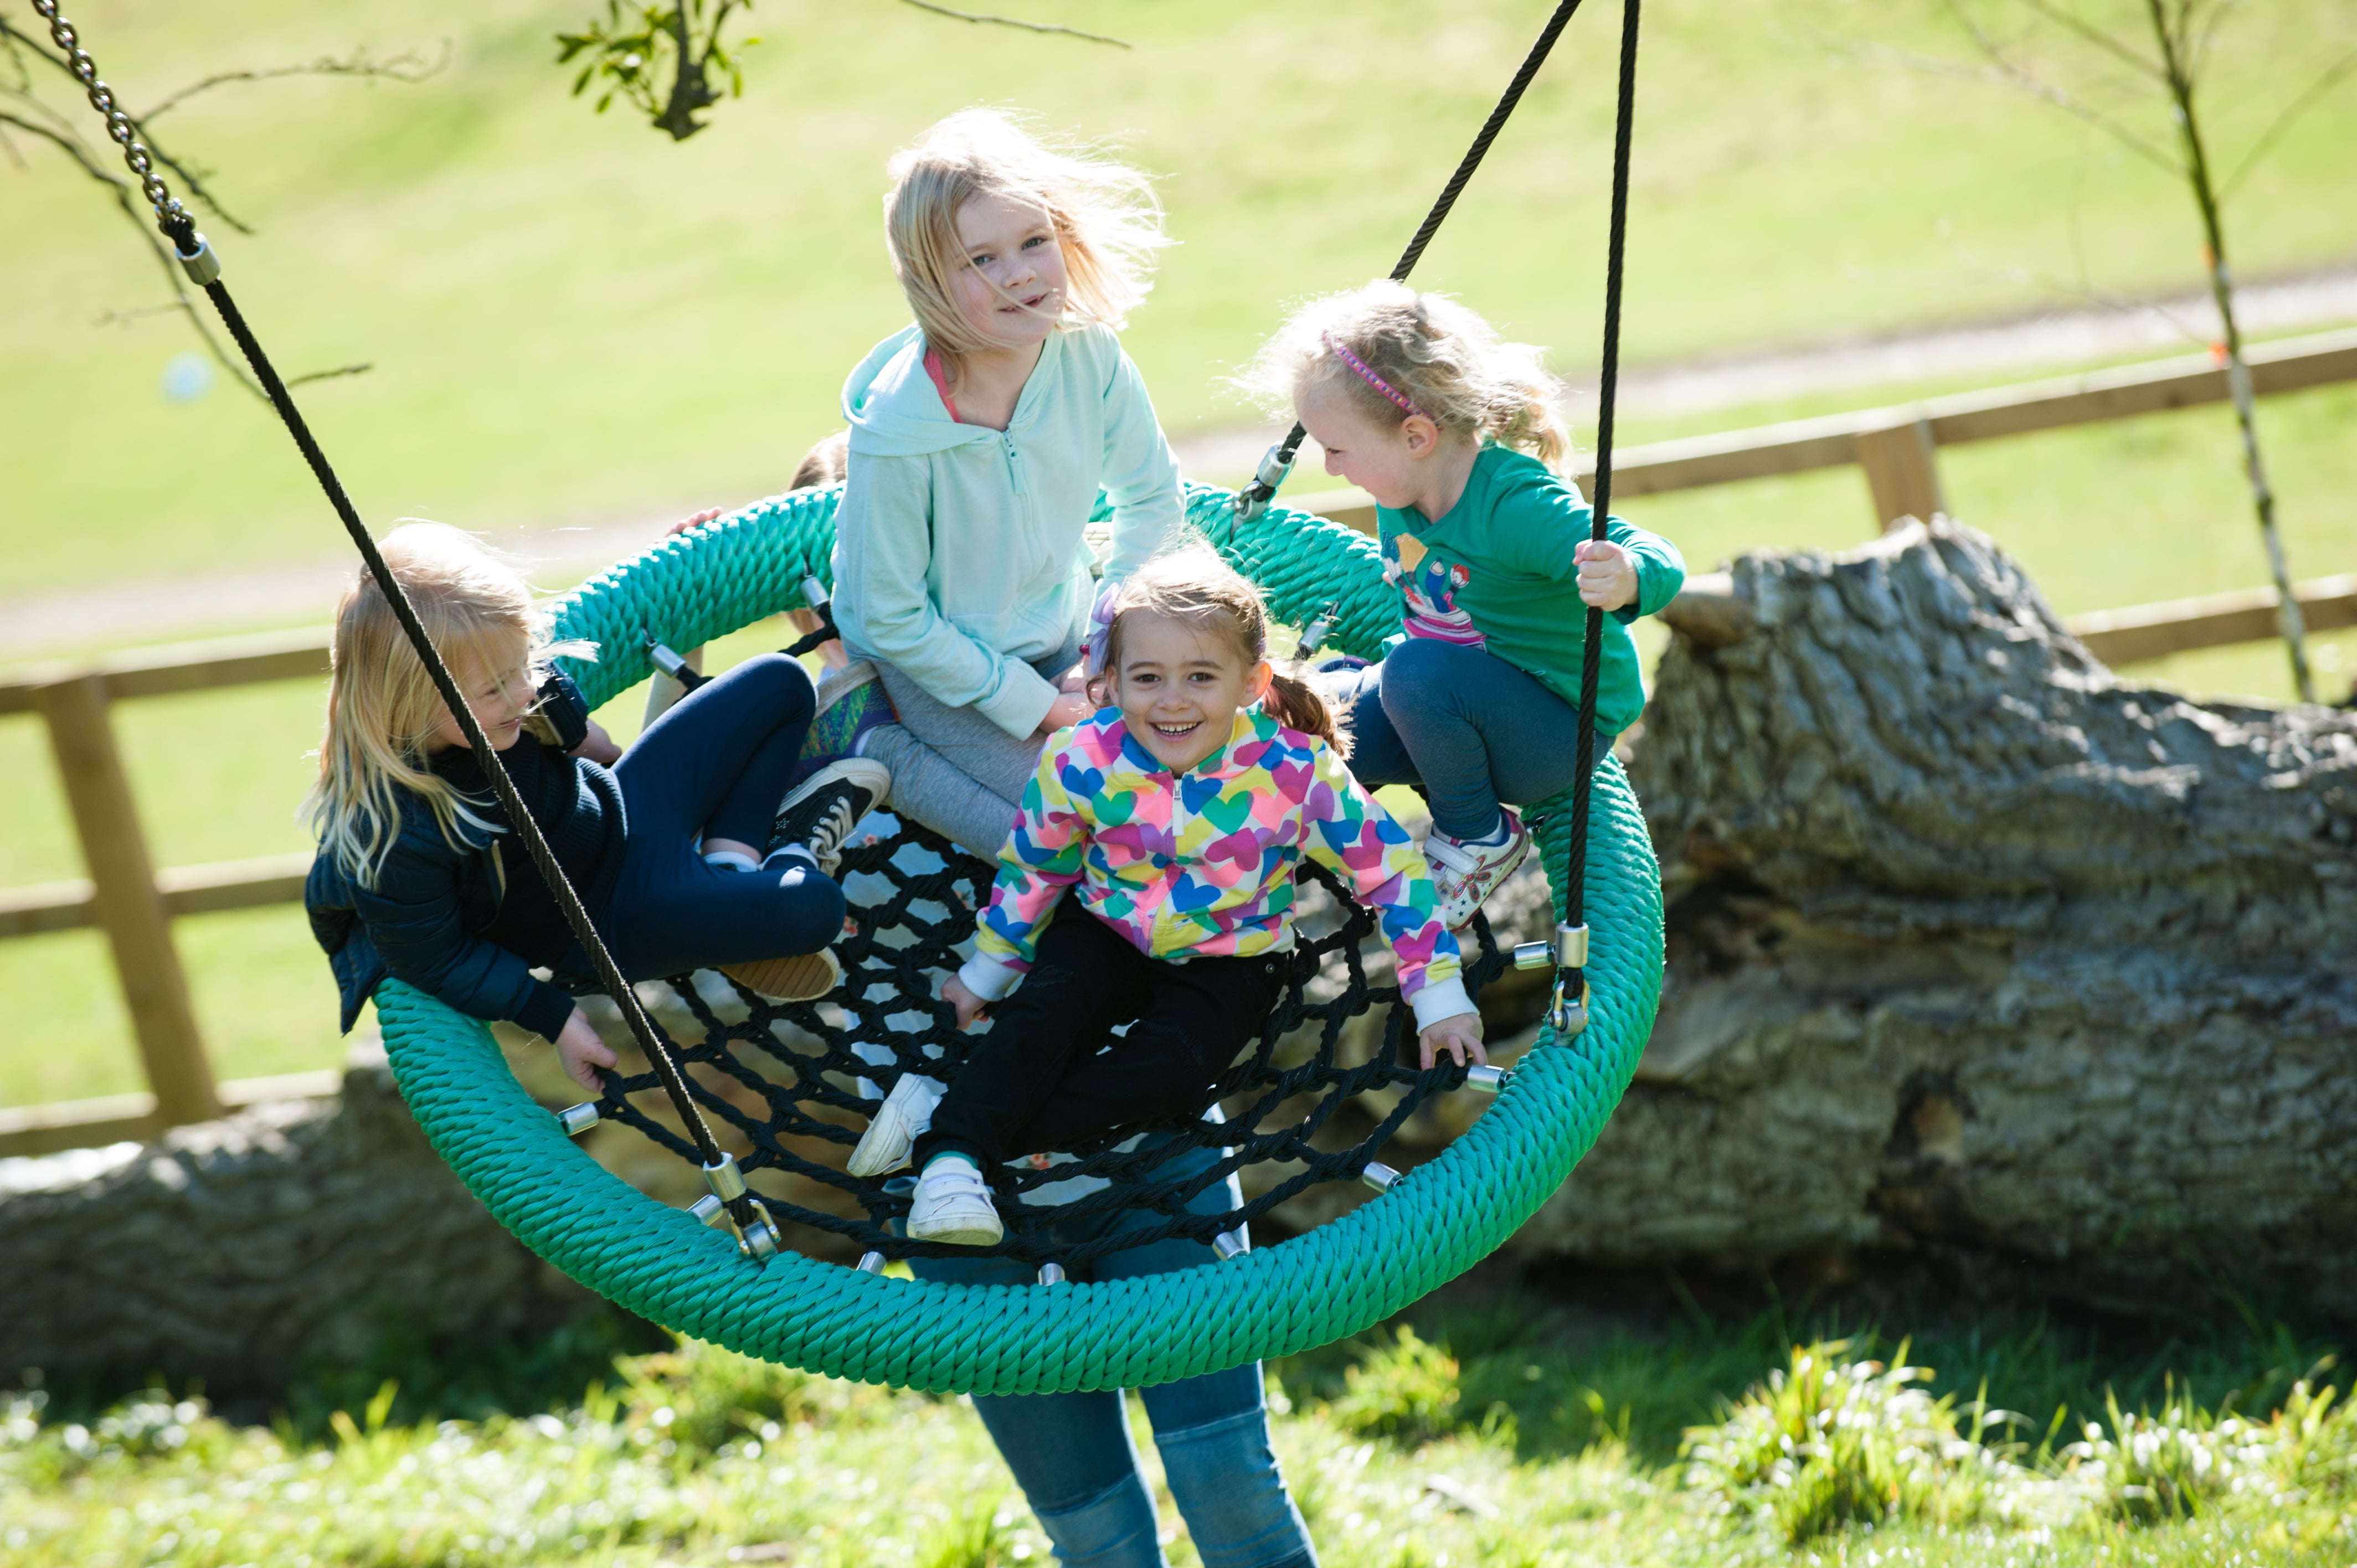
[1322,331,1427,421]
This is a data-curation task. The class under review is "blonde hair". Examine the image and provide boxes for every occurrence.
[306,524,589,888]
[1098,548,1348,756]
[883,109,1166,381]
[1245,280,1573,470]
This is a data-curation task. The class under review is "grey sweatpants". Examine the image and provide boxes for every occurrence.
[855,639,1079,860]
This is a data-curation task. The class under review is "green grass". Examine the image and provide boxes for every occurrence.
[4,0,2355,599]
[4,1293,2353,1566]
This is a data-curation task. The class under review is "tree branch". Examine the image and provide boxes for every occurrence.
[0,108,262,400]
[1940,0,2182,173]
[2217,46,2357,203]
[893,0,1131,49]
[2011,0,2164,80]
[138,39,452,122]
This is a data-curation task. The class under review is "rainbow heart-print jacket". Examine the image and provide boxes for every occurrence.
[955,706,1476,1031]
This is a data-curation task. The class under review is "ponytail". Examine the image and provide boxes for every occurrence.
[1263,668,1350,758]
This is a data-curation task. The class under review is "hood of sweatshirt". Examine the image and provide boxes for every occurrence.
[840,326,1006,459]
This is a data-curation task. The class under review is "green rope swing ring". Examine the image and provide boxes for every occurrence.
[377,483,1664,1395]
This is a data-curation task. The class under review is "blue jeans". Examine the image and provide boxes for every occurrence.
[907,1139,1318,1568]
[579,653,847,979]
[1321,638,1611,840]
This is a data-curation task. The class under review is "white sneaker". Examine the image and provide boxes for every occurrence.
[847,1073,944,1178]
[907,1158,1002,1246]
[1423,809,1531,930]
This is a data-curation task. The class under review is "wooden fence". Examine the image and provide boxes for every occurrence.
[3,328,2351,1159]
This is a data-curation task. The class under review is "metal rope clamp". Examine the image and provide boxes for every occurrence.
[1232,442,1295,525]
[688,1153,783,1261]
[1295,601,1342,659]
[1514,922,1592,1036]
[175,230,222,287]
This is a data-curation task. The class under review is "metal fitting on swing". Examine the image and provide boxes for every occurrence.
[738,1204,782,1261]
[1512,923,1589,972]
[1548,978,1592,1036]
[1233,442,1294,524]
[1295,602,1341,659]
[856,1250,887,1276]
[555,1101,601,1137]
[1360,1161,1401,1195]
[702,1153,749,1202]
[1211,1229,1248,1262]
[1037,1262,1068,1286]
[1464,1064,1510,1095]
[174,231,221,287]
[645,633,702,687]
[801,575,830,611]
[694,1153,780,1258]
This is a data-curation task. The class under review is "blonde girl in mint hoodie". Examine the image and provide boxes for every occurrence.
[830,109,1185,858]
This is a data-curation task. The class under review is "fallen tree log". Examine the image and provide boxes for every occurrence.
[1509,518,2357,1316]
[0,1045,595,1399]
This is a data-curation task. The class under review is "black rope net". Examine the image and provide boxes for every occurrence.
[581,808,1512,1270]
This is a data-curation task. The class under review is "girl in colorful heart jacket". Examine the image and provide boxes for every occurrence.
[846,548,1488,1246]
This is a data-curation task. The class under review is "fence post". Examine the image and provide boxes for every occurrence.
[32,673,222,1127]
[1854,416,1948,533]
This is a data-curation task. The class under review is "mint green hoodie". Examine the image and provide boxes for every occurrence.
[833,323,1184,737]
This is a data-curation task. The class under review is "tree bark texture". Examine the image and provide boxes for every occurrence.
[0,1045,593,1396]
[1505,517,2357,1313]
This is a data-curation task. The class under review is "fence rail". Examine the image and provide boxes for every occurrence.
[3,329,2351,1159]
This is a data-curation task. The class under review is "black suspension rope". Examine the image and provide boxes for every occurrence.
[28,0,780,1255]
[1563,0,1641,1013]
[1230,0,1590,521]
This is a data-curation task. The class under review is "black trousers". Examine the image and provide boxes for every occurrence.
[916,896,1289,1172]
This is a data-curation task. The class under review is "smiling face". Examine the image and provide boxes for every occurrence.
[425,634,536,754]
[1108,609,1271,773]
[1298,378,1450,510]
[949,190,1068,350]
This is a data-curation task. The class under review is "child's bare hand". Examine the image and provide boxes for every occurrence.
[1417,1011,1487,1071]
[1032,691,1092,737]
[1573,539,1638,611]
[942,975,987,1030]
[554,1007,619,1091]
[666,506,727,539]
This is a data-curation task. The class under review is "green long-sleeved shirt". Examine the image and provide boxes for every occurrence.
[1376,443,1685,737]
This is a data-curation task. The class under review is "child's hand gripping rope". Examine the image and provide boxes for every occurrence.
[1573,538,1639,611]
[1417,1008,1488,1071]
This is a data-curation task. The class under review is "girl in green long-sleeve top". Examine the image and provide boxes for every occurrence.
[1249,280,1686,929]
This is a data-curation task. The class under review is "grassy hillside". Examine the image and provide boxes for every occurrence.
[4,0,2354,599]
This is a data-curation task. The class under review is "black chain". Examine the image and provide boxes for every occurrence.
[1232,0,1593,522]
[33,2,765,1241]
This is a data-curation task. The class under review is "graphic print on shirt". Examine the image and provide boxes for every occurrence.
[971,708,1462,1004]
[1383,532,1485,648]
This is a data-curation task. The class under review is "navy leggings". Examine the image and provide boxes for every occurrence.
[572,653,846,981]
[1319,637,1612,840]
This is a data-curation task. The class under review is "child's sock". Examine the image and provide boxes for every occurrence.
[762,843,820,874]
[1455,816,1512,848]
[920,1151,979,1179]
[702,847,761,873]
